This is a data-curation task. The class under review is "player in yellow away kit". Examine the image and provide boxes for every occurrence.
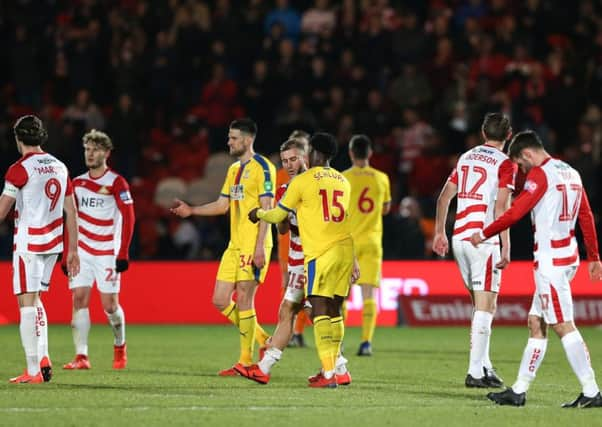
[343,135,391,356]
[247,132,359,388]
[171,118,276,375]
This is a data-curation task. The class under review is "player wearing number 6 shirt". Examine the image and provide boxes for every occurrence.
[247,133,359,388]
[434,113,516,388]
[342,135,391,357]
[63,130,135,371]
[0,115,79,384]
[472,131,602,408]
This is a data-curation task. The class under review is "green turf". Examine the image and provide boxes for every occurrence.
[1,324,601,426]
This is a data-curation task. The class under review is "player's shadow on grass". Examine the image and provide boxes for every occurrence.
[411,388,489,402]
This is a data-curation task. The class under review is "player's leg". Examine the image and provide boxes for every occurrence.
[356,241,381,356]
[37,254,58,381]
[331,295,351,385]
[10,254,45,383]
[470,290,499,385]
[100,292,127,369]
[235,279,259,366]
[308,294,336,386]
[358,284,376,356]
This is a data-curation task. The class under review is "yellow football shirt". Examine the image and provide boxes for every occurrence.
[343,165,391,242]
[278,166,352,260]
[220,154,276,251]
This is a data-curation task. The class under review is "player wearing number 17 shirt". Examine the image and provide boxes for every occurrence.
[0,115,79,384]
[63,130,135,371]
[472,131,602,408]
[433,113,516,388]
[343,135,391,357]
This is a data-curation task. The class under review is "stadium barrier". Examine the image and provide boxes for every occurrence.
[0,261,600,325]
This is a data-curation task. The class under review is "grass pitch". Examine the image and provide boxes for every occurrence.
[1,324,601,426]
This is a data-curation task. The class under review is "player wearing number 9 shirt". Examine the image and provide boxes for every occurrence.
[433,113,516,388]
[0,115,80,384]
[63,129,135,371]
[342,135,391,357]
[247,133,359,388]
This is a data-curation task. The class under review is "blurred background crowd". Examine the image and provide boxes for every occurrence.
[1,0,601,261]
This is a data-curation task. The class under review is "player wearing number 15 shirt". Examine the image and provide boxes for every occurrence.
[63,129,135,371]
[0,115,79,384]
[342,135,391,357]
[434,113,516,388]
[248,133,359,388]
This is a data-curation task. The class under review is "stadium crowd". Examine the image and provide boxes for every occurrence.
[1,0,601,260]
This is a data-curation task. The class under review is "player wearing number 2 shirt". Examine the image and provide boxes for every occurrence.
[246,133,359,388]
[434,113,516,389]
[63,129,135,371]
[472,130,602,408]
[343,135,391,357]
[0,115,79,384]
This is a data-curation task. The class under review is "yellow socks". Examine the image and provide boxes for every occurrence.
[330,316,344,357]
[313,315,335,373]
[361,298,377,343]
[220,301,268,346]
[238,309,257,366]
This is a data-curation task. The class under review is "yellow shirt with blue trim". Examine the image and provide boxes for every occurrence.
[343,165,391,243]
[277,166,352,260]
[220,154,276,251]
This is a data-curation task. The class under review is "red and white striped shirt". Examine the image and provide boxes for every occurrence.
[73,169,135,259]
[483,158,600,269]
[3,152,72,254]
[449,143,516,242]
[276,184,304,268]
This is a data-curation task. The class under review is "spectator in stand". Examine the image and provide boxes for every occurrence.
[63,89,106,131]
[264,0,301,41]
[301,0,337,35]
[389,64,433,111]
[383,197,427,260]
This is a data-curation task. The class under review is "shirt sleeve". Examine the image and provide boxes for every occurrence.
[383,173,392,204]
[65,177,74,196]
[220,168,232,198]
[258,160,276,198]
[4,163,28,188]
[498,159,517,190]
[275,184,287,203]
[448,167,458,185]
[278,176,302,212]
[483,167,548,239]
[113,176,135,260]
[577,188,600,261]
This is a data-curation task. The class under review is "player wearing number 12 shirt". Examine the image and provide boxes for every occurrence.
[434,113,516,388]
[247,133,359,388]
[0,115,79,384]
[63,129,135,371]
[342,135,391,357]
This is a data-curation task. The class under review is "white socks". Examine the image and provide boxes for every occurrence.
[72,308,91,355]
[20,307,40,376]
[106,305,126,346]
[561,331,600,398]
[512,337,547,394]
[36,299,48,359]
[468,311,493,378]
[258,347,282,374]
[335,354,348,375]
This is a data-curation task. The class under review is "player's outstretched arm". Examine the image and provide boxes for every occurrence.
[494,187,513,269]
[433,180,457,257]
[63,194,80,277]
[253,195,274,269]
[170,196,229,218]
[249,206,288,224]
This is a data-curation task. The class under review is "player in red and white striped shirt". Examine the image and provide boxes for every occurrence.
[0,115,79,384]
[63,130,135,371]
[473,130,602,408]
[434,113,516,388]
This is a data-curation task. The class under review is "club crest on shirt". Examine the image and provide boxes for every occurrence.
[230,184,244,200]
[524,180,537,193]
[99,186,111,195]
[243,169,251,179]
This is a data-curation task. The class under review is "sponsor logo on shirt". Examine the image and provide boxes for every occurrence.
[264,181,273,192]
[230,184,244,201]
[119,190,132,202]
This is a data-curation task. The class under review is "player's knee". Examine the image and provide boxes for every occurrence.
[278,301,295,322]
[212,297,228,312]
[527,316,547,338]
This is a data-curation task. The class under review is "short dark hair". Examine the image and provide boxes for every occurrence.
[13,115,48,146]
[507,130,544,159]
[309,132,337,160]
[230,118,257,137]
[482,113,511,141]
[349,134,372,159]
[280,139,307,153]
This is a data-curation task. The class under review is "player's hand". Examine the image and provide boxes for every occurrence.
[470,232,483,247]
[496,246,511,269]
[351,258,360,284]
[589,261,602,281]
[433,233,449,257]
[253,248,265,269]
[66,252,80,278]
[248,208,260,223]
[116,259,129,273]
[170,198,192,218]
